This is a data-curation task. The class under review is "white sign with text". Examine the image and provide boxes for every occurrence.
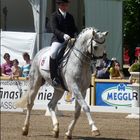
[0,80,90,112]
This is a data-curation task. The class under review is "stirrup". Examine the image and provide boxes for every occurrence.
[52,77,61,87]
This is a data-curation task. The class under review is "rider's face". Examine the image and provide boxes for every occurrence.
[59,3,69,12]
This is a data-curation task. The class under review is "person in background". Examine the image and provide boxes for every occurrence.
[96,52,111,79]
[1,53,13,76]
[133,55,139,64]
[111,57,117,61]
[11,59,22,79]
[21,52,31,78]
[0,66,2,76]
[109,61,124,79]
[49,0,78,87]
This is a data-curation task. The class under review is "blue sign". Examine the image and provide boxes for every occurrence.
[96,82,133,107]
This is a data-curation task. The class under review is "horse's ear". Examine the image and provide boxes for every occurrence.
[102,31,108,36]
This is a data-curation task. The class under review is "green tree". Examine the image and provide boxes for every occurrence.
[123,0,140,63]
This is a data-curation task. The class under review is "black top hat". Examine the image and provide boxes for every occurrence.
[56,0,69,4]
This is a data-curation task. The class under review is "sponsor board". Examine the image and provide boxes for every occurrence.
[0,79,90,112]
[96,83,137,107]
[0,80,27,112]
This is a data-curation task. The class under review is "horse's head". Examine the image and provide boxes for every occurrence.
[77,27,108,60]
[87,28,108,60]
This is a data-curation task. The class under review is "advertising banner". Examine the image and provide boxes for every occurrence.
[95,82,137,107]
[0,79,90,112]
[0,80,27,112]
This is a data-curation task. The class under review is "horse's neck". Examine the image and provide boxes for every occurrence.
[71,37,90,62]
[62,30,94,88]
[63,39,92,88]
[66,38,91,74]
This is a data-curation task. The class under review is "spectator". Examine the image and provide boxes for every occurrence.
[0,66,2,76]
[96,53,111,79]
[1,53,13,76]
[21,52,31,78]
[109,61,124,79]
[133,56,139,63]
[111,57,117,61]
[11,59,22,79]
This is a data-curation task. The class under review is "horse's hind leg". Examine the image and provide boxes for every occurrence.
[65,100,81,139]
[22,103,33,136]
[48,89,64,138]
[22,71,42,136]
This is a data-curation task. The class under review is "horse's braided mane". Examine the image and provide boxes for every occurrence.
[77,27,99,39]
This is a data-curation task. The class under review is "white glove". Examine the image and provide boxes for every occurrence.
[63,34,70,41]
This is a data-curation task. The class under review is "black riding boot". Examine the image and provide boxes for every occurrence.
[50,57,60,87]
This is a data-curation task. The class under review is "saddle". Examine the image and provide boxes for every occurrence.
[40,39,75,90]
[57,39,75,64]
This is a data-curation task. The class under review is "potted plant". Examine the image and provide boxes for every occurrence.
[126,62,140,118]
[128,62,140,83]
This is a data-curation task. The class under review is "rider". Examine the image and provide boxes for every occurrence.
[50,0,78,87]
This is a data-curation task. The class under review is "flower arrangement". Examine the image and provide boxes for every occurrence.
[128,62,140,83]
[129,63,140,72]
[129,57,140,72]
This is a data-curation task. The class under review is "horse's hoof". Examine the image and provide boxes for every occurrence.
[64,135,72,140]
[92,130,100,136]
[22,130,28,136]
[22,131,28,136]
[52,130,59,138]
[22,127,28,136]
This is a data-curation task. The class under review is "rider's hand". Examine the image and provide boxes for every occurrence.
[63,34,70,41]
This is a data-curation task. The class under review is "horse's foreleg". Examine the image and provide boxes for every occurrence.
[65,101,81,139]
[72,86,100,137]
[85,108,100,136]
[48,89,63,138]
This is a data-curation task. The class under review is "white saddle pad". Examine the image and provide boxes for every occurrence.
[40,49,50,71]
[39,42,72,71]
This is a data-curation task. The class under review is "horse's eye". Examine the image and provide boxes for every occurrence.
[94,46,98,50]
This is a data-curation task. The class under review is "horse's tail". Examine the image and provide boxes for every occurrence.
[15,90,30,108]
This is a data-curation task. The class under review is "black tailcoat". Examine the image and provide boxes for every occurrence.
[50,10,78,43]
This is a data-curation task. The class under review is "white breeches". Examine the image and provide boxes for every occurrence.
[50,42,63,59]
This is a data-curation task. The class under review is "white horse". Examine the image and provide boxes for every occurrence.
[16,27,108,139]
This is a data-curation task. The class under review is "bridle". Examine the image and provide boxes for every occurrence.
[88,35,105,60]
[71,36,105,65]
[60,33,106,67]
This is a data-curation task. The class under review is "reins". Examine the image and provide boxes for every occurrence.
[72,47,91,64]
[59,31,105,68]
[58,39,76,69]
[72,36,105,62]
